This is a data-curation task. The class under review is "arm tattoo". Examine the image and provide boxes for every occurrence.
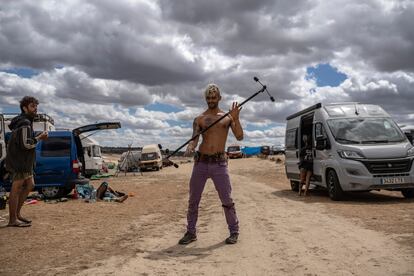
[192,118,200,137]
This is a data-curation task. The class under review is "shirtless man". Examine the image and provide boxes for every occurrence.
[178,84,243,245]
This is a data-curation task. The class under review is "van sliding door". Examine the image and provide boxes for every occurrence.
[285,128,299,179]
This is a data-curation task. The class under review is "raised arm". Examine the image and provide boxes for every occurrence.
[185,117,201,156]
[229,102,243,141]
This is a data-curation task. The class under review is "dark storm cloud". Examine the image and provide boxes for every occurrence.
[161,0,414,73]
[0,0,204,85]
[48,68,153,106]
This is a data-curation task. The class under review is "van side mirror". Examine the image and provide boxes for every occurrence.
[158,144,162,150]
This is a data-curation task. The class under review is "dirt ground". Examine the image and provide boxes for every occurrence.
[0,156,413,275]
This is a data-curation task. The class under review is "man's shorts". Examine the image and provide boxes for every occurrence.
[12,172,33,182]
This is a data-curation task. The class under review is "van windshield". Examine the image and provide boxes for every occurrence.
[141,152,158,161]
[327,118,406,144]
[93,145,101,157]
[227,146,240,152]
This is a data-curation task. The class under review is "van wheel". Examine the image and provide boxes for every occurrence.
[401,189,414,198]
[327,170,344,201]
[290,180,299,192]
[41,187,63,199]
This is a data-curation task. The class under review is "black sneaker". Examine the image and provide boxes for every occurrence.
[178,232,197,245]
[225,233,239,244]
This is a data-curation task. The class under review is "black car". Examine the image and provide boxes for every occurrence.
[260,145,271,155]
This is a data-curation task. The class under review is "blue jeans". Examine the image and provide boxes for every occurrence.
[186,160,239,235]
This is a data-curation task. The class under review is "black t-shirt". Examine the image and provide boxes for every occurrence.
[300,145,313,165]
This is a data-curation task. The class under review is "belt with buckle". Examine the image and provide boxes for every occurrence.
[195,151,227,162]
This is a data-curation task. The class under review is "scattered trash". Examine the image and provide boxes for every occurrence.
[24,199,38,205]
[90,173,114,180]
[75,183,95,200]
[28,192,44,201]
[44,199,59,204]
[106,162,116,169]
[72,188,79,199]
[0,214,8,222]
[96,182,128,203]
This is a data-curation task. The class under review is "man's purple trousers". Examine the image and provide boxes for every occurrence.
[186,160,239,235]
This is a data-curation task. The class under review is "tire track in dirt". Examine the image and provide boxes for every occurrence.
[76,165,414,275]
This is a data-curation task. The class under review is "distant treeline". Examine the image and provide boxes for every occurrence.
[101,147,142,154]
[101,146,185,156]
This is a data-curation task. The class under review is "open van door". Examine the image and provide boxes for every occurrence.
[0,114,5,162]
[313,121,331,185]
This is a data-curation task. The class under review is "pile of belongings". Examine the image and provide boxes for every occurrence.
[96,182,128,203]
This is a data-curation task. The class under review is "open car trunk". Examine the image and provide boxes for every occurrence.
[73,122,121,175]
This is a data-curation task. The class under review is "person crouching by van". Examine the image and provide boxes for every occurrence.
[6,96,48,227]
[298,135,313,196]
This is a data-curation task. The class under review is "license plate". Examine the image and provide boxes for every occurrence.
[381,177,405,184]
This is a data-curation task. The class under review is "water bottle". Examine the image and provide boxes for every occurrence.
[90,189,97,203]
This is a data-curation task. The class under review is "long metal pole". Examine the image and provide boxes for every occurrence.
[165,85,267,160]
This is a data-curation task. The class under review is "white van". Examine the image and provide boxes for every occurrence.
[4,113,55,132]
[285,102,414,200]
[80,135,103,177]
[139,144,162,171]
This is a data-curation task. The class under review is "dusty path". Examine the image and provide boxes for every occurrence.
[76,160,414,276]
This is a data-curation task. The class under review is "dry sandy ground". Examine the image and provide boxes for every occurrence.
[0,157,413,275]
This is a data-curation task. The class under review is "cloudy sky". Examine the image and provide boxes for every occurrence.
[1,0,413,150]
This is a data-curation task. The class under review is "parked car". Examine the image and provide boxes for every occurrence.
[139,144,163,171]
[227,145,243,159]
[271,144,285,155]
[260,145,271,155]
[0,122,121,198]
[285,102,414,200]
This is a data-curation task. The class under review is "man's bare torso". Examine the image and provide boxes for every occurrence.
[197,110,232,154]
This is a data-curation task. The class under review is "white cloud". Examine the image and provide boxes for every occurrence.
[1,0,413,149]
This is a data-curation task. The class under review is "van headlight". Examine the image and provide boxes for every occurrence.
[338,150,365,159]
[407,147,414,157]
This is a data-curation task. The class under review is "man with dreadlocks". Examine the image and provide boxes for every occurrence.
[178,84,243,245]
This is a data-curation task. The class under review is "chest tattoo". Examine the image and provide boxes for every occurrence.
[204,117,213,128]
